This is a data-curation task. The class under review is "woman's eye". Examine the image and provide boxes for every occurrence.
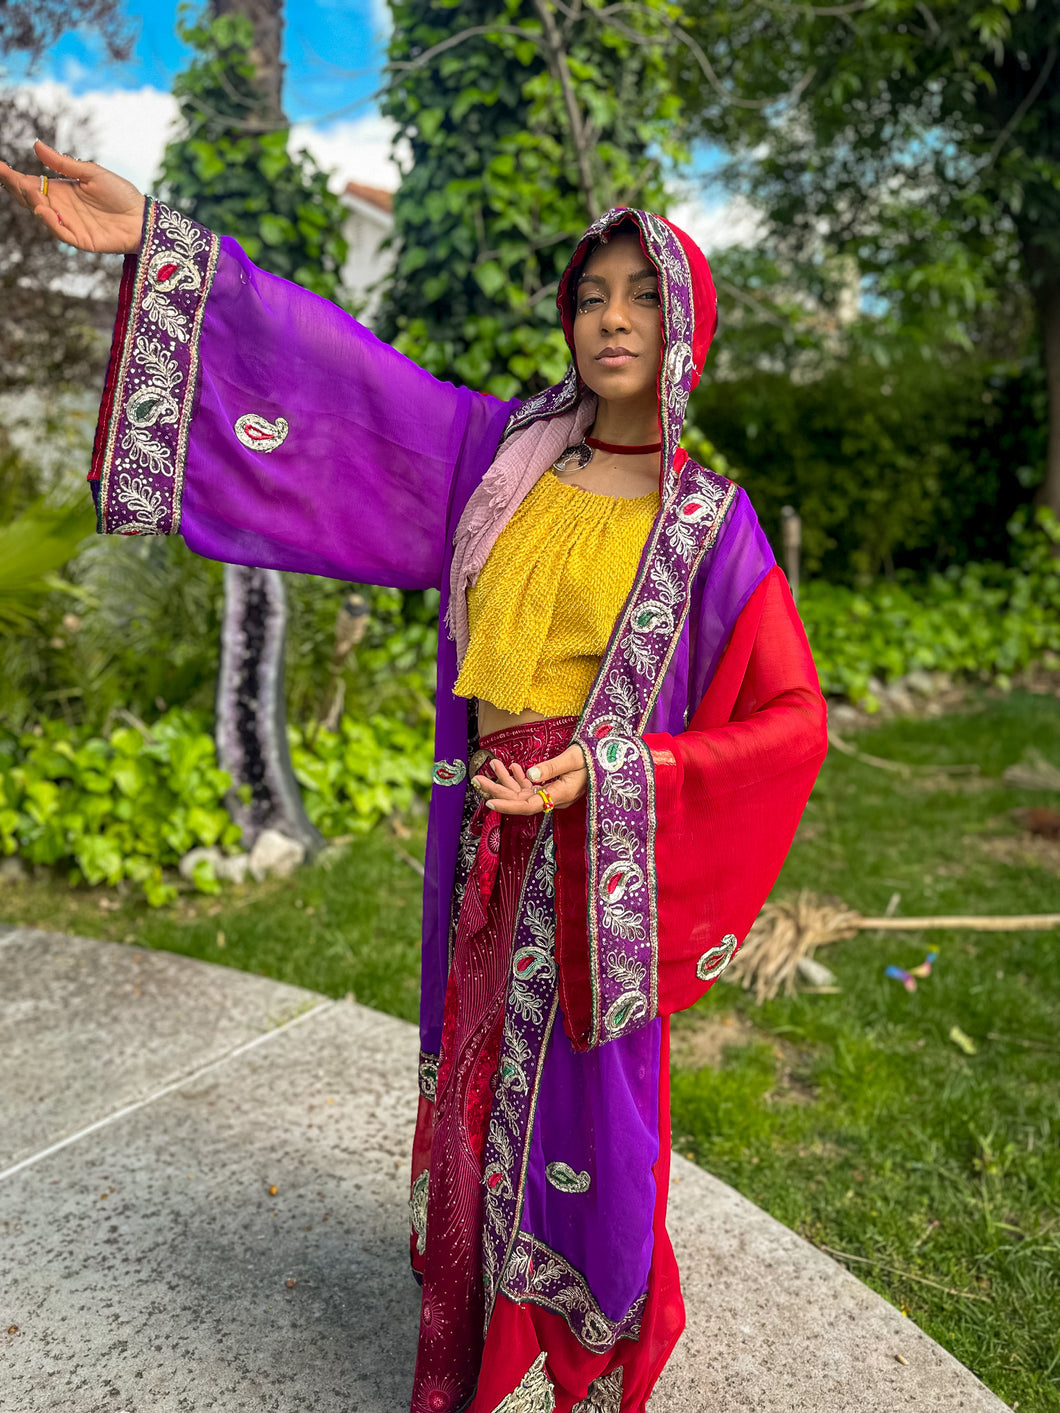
[578,296,602,311]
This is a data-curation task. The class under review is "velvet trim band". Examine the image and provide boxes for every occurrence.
[91,197,219,536]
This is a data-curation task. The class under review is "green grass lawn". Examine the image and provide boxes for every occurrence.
[671,689,1060,1413]
[2,690,1058,1409]
[0,827,428,1020]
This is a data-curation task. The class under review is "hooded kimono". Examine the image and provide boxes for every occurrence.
[88,198,828,1413]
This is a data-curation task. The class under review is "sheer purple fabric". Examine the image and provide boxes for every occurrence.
[180,237,514,588]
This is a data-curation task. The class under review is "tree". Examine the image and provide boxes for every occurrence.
[377,0,685,398]
[159,1,350,854]
[0,0,131,63]
[158,6,347,301]
[677,0,1059,513]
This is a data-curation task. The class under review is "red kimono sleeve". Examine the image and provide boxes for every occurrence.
[554,565,828,1048]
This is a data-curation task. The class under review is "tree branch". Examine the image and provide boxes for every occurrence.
[981,45,1057,172]
[386,24,541,75]
[533,0,600,218]
[589,2,817,112]
[714,274,798,329]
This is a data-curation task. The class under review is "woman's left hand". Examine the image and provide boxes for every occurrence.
[471,744,588,815]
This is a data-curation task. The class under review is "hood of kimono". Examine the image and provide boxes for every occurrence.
[501,207,718,474]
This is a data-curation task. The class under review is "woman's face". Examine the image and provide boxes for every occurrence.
[571,232,663,406]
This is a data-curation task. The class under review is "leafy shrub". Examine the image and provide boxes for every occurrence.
[693,353,1046,583]
[0,711,236,906]
[289,715,433,838]
[0,708,434,904]
[802,508,1060,705]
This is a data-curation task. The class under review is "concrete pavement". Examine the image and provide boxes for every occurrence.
[0,926,1010,1411]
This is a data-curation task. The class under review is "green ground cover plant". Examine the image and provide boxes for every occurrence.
[1,692,1056,1407]
[0,708,433,903]
[801,508,1060,706]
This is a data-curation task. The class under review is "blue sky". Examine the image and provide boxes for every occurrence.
[8,1,386,125]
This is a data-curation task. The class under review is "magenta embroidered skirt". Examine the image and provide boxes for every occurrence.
[408,716,577,1413]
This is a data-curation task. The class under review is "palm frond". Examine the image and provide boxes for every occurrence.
[0,498,95,633]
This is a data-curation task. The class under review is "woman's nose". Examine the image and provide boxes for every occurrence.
[602,300,632,334]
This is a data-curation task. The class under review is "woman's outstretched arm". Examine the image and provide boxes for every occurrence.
[1,145,516,590]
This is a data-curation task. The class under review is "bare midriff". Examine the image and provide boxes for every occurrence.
[476,700,549,738]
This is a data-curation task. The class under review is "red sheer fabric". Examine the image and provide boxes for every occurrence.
[554,565,828,1044]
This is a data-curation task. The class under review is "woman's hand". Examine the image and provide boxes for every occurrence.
[0,141,145,254]
[471,744,588,816]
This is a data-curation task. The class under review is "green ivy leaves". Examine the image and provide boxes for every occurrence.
[157,12,349,305]
[377,0,682,395]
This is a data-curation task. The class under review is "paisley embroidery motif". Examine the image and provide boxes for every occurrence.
[572,1367,624,1413]
[489,1352,555,1413]
[432,758,467,786]
[512,946,554,983]
[483,1161,513,1199]
[604,989,648,1037]
[418,1050,439,1102]
[595,736,641,775]
[146,246,203,296]
[233,412,289,452]
[126,385,179,430]
[409,1168,429,1256]
[599,859,643,906]
[545,1162,591,1194]
[630,599,674,636]
[696,932,740,982]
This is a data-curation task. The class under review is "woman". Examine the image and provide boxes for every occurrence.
[0,142,828,1413]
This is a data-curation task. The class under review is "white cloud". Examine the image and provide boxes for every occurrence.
[291,111,407,192]
[668,193,765,256]
[15,80,403,198]
[11,80,180,195]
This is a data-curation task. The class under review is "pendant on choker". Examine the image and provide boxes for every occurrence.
[553,440,594,473]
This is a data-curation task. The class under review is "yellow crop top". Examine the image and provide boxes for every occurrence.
[453,470,660,717]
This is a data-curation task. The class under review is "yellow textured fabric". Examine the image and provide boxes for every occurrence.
[454,470,659,716]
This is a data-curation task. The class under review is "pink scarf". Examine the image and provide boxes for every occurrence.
[446,391,597,664]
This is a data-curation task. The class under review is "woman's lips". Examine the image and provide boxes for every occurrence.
[596,351,637,367]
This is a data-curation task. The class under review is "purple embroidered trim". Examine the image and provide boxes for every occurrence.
[481,822,560,1318]
[499,1232,646,1354]
[577,466,738,1048]
[96,198,219,536]
[502,364,580,439]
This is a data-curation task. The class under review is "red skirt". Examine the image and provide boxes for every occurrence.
[408,717,684,1413]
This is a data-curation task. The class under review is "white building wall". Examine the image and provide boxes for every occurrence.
[340,197,395,324]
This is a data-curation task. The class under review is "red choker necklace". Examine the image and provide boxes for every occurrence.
[585,435,662,454]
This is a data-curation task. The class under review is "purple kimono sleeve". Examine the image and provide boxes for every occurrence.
[89,198,507,590]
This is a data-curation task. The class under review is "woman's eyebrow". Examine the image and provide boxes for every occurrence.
[577,266,659,287]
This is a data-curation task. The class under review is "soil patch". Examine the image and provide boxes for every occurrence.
[670,1010,758,1069]
[972,832,1060,875]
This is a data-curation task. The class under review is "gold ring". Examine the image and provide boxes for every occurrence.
[534,787,555,814]
[39,175,48,197]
